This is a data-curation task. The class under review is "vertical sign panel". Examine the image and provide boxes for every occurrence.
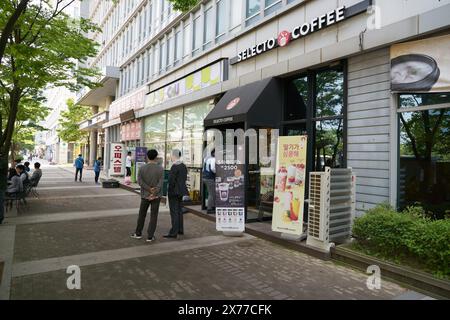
[272,136,308,235]
[109,143,125,176]
[215,160,245,232]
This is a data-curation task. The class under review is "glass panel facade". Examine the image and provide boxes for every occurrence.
[315,70,344,118]
[399,97,450,219]
[313,119,345,171]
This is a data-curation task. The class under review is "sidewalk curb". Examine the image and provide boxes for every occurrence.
[331,246,450,300]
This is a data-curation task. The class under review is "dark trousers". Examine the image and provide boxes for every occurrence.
[168,196,183,236]
[75,168,83,181]
[135,198,161,238]
[94,171,100,183]
[126,167,132,177]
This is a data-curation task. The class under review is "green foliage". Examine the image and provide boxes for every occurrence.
[352,204,450,278]
[57,98,92,143]
[168,0,199,12]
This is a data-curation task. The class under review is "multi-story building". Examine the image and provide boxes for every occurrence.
[42,87,76,165]
[77,0,450,220]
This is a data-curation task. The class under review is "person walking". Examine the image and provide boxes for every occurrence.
[131,149,164,242]
[164,149,188,239]
[74,154,84,182]
[203,149,216,214]
[125,151,133,185]
[94,157,102,184]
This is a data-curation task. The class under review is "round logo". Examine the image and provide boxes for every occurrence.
[226,97,240,110]
[277,31,291,47]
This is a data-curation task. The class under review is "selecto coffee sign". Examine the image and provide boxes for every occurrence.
[230,0,372,65]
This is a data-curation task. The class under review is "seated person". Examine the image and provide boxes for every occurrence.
[16,164,29,187]
[29,162,42,185]
[6,167,23,195]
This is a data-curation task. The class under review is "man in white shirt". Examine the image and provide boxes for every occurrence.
[203,149,216,213]
[126,151,133,178]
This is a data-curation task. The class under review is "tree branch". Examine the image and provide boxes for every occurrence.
[400,113,421,162]
[0,0,30,64]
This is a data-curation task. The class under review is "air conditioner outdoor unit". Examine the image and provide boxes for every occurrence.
[306,167,356,252]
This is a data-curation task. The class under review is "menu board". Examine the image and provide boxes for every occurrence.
[272,136,308,235]
[215,160,245,232]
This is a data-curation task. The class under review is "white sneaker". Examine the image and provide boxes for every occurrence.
[130,233,142,239]
[146,236,156,243]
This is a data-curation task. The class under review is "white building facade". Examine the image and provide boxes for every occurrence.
[77,0,450,220]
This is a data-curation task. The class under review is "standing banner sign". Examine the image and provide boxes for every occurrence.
[272,136,307,235]
[109,143,125,176]
[135,147,148,181]
[215,160,245,232]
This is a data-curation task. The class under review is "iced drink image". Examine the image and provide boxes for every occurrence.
[276,167,287,191]
[227,177,234,190]
[287,165,296,187]
[218,183,229,201]
[290,197,300,221]
[234,177,240,188]
[295,163,305,185]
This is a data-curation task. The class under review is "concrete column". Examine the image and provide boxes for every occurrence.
[89,130,98,167]
[104,127,110,176]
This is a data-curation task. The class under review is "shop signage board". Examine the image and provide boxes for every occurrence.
[391,34,450,93]
[272,136,308,235]
[145,60,225,109]
[135,147,148,163]
[215,160,245,232]
[109,87,147,120]
[109,143,125,176]
[230,0,372,65]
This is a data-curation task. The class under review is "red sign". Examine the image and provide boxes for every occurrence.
[226,97,240,110]
[277,31,291,47]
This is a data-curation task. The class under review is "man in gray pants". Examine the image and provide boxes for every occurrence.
[202,149,216,214]
[131,149,164,242]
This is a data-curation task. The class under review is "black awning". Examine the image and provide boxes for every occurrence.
[204,77,282,127]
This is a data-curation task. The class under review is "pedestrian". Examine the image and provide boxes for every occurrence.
[203,148,216,214]
[124,151,133,185]
[24,161,31,173]
[131,149,164,242]
[74,154,84,182]
[6,167,23,195]
[29,162,42,185]
[94,157,102,184]
[164,149,188,239]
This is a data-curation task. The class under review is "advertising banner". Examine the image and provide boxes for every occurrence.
[391,34,450,92]
[109,143,125,176]
[215,160,245,232]
[272,136,307,235]
[135,147,148,163]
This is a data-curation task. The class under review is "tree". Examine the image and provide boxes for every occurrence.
[168,0,199,12]
[10,94,49,162]
[58,98,92,144]
[0,1,99,193]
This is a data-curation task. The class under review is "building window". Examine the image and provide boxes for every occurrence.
[398,93,450,219]
[246,0,260,26]
[264,0,281,16]
[230,0,242,30]
[174,30,182,64]
[216,0,226,40]
[192,16,202,55]
[183,22,191,57]
[282,65,346,172]
[203,7,214,49]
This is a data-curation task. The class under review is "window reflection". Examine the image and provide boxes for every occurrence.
[315,69,344,118]
[399,106,450,219]
[314,119,344,171]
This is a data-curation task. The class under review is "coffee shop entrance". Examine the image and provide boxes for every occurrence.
[203,78,282,222]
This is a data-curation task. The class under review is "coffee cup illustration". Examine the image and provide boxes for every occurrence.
[218,183,229,201]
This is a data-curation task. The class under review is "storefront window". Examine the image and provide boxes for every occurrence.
[399,93,450,219]
[282,65,345,172]
[314,119,344,171]
[315,69,344,117]
[144,113,167,165]
[285,76,307,121]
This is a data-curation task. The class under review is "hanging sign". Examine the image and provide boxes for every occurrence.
[109,143,125,176]
[215,160,245,232]
[272,136,308,235]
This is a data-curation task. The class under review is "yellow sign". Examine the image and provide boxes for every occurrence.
[272,136,307,235]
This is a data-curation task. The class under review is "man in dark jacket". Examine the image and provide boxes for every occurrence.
[131,149,164,242]
[164,149,188,239]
